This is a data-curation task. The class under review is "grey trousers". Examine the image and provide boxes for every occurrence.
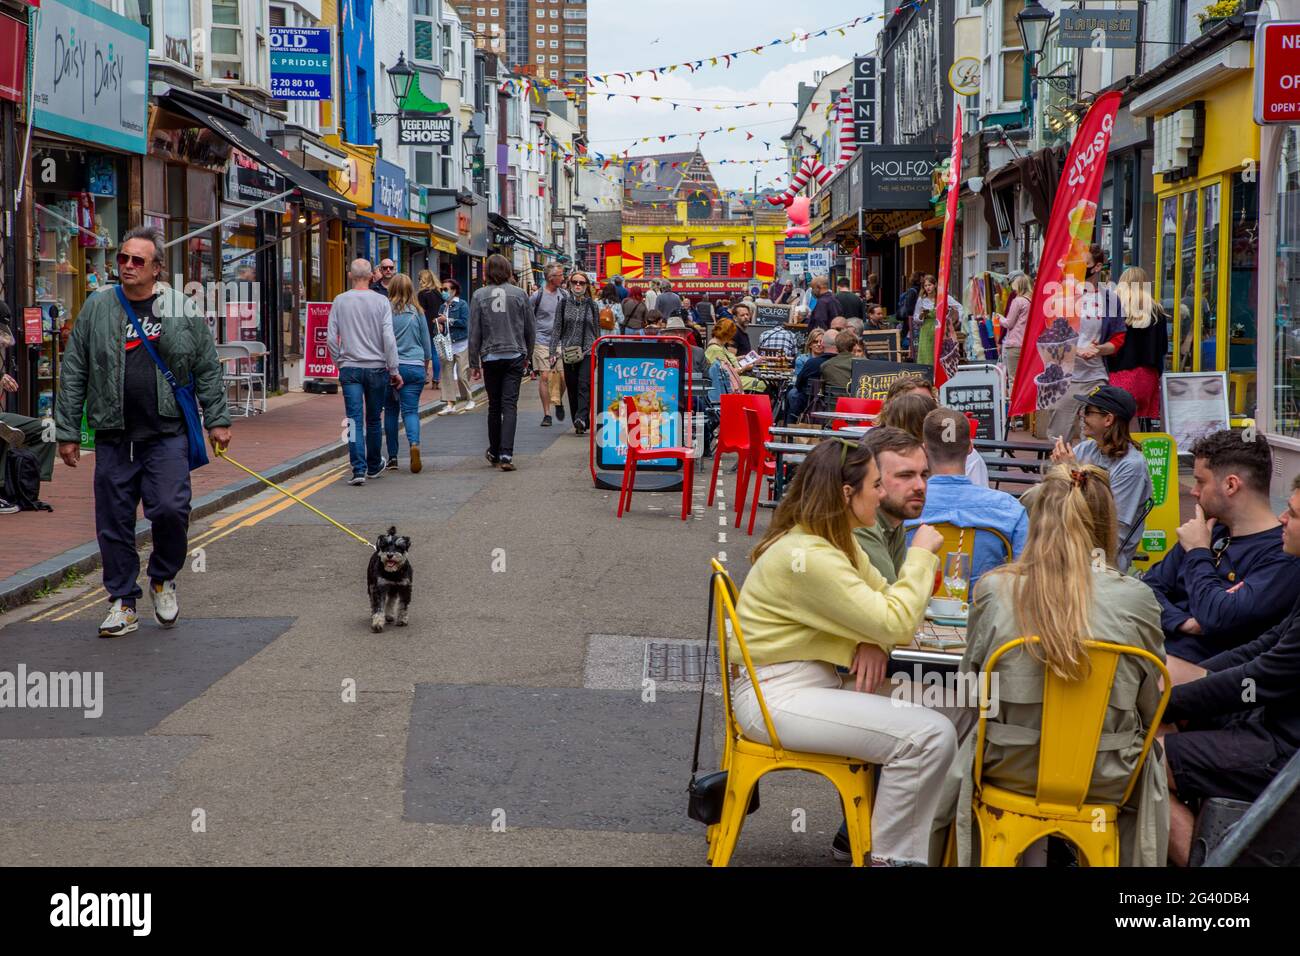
[0,411,57,482]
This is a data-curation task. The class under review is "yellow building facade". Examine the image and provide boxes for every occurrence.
[619,203,787,298]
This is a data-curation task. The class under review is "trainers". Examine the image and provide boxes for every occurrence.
[437,404,456,416]
[150,579,179,628]
[0,420,25,448]
[366,466,385,479]
[830,822,852,863]
[485,449,500,467]
[98,599,139,638]
[555,404,566,422]
[410,446,422,474]
[461,400,477,413]
[541,415,553,427]
[0,497,18,515]
[498,457,516,471]
[386,456,399,471]
[348,474,366,486]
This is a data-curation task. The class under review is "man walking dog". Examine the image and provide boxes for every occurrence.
[55,226,231,637]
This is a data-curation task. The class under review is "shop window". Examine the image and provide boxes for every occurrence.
[1177,190,1199,370]
[31,150,130,420]
[1229,172,1259,411]
[1158,195,1176,321]
[1275,129,1300,439]
[1201,183,1224,373]
[1000,0,1025,106]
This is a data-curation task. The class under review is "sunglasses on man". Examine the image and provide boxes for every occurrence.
[116,253,151,268]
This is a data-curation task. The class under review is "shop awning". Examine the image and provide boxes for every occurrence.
[488,212,548,251]
[159,92,357,221]
[357,209,431,239]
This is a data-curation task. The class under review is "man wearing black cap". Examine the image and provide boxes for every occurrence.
[1050,384,1151,571]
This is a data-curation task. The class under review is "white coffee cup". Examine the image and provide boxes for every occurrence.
[929,596,968,618]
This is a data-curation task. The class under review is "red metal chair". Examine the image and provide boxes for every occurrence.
[616,396,694,521]
[708,394,751,509]
[734,396,773,527]
[740,406,778,535]
[832,397,883,431]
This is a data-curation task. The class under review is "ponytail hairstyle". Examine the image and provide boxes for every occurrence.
[751,438,875,566]
[985,463,1117,680]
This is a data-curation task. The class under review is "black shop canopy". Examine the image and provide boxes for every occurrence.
[158,90,357,221]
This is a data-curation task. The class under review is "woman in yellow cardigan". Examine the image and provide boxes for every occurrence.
[734,437,951,866]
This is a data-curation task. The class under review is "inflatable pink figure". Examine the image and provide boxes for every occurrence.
[786,196,811,239]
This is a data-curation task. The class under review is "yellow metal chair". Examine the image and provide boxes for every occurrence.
[971,637,1171,867]
[929,523,1013,596]
[705,559,876,867]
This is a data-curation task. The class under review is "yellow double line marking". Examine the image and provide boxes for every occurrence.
[30,464,348,623]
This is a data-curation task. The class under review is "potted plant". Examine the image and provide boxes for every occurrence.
[1197,0,1242,33]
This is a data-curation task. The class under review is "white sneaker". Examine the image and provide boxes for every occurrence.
[437,404,456,416]
[99,599,139,638]
[460,400,477,413]
[151,580,179,628]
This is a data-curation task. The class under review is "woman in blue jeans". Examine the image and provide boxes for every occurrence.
[383,274,434,473]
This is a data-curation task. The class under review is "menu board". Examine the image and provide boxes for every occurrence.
[849,359,931,400]
[1161,372,1230,454]
[304,302,337,379]
[591,336,692,488]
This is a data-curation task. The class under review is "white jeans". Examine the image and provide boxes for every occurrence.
[732,659,958,865]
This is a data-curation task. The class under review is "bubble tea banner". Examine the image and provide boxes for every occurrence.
[1009,91,1121,417]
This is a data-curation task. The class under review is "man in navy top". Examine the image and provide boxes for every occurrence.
[1160,474,1300,865]
[1142,429,1300,664]
[906,406,1028,586]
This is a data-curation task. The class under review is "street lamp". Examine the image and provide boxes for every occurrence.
[1016,0,1053,58]
[462,126,480,163]
[373,53,417,127]
[387,53,417,107]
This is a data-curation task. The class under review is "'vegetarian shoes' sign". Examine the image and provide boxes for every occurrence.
[31,0,149,153]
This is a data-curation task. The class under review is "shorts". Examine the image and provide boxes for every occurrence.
[532,344,558,371]
[1164,710,1296,803]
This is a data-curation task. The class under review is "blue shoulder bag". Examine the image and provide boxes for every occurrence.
[115,286,210,470]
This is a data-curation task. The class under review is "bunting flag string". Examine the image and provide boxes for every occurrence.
[592,92,799,113]
[495,2,928,96]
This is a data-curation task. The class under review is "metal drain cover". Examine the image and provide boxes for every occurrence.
[644,641,719,682]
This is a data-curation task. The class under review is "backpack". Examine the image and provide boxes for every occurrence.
[599,303,617,331]
[4,446,53,512]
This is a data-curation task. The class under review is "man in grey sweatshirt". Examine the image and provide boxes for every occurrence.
[328,258,402,484]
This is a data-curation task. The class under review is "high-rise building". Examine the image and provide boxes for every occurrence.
[456,0,587,133]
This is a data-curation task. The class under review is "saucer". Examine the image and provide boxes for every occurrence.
[925,609,968,625]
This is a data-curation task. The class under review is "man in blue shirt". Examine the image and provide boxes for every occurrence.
[907,406,1028,585]
[1142,429,1300,664]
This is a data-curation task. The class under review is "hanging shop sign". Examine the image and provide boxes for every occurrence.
[269,27,332,100]
[1058,10,1140,49]
[861,147,944,210]
[1254,21,1300,125]
[374,158,408,220]
[31,0,149,154]
[852,56,877,146]
[0,14,25,105]
[399,116,454,146]
[948,57,980,97]
[227,148,287,208]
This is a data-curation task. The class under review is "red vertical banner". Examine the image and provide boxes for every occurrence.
[1009,91,1121,416]
[304,303,338,379]
[933,106,962,388]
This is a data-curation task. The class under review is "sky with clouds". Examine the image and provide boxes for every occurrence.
[586,0,886,193]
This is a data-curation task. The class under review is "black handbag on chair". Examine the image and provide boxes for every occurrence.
[687,571,760,826]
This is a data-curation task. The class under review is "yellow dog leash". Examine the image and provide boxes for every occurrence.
[216,449,376,550]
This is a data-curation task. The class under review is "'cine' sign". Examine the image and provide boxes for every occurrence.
[1255,21,1300,125]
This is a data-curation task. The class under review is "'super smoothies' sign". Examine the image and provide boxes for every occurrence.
[597,356,683,468]
[31,0,149,154]
[305,303,337,379]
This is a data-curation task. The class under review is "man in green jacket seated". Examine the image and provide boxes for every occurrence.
[854,427,930,582]
[54,226,231,638]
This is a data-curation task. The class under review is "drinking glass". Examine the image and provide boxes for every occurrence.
[943,552,971,604]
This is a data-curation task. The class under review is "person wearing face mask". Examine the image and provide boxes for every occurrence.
[435,278,475,415]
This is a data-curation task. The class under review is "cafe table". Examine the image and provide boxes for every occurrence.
[810,410,878,426]
[889,619,967,674]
